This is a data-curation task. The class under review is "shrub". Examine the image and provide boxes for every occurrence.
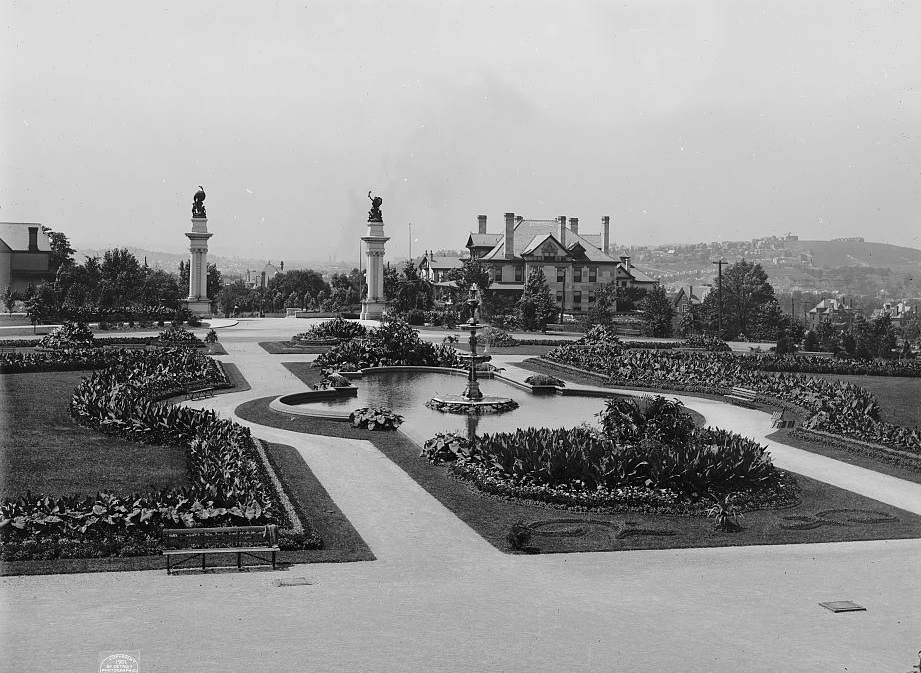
[598,396,695,447]
[578,325,622,346]
[315,320,461,370]
[294,317,368,342]
[405,308,426,326]
[349,407,403,431]
[420,432,470,464]
[506,521,532,550]
[524,374,565,387]
[156,325,201,346]
[683,335,731,351]
[38,321,95,349]
[478,326,516,347]
[204,329,218,344]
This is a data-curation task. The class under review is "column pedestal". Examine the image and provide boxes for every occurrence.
[360,219,389,321]
[182,216,213,317]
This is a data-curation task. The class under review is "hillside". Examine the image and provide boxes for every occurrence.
[788,240,921,273]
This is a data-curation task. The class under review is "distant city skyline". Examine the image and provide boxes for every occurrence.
[3,1,920,260]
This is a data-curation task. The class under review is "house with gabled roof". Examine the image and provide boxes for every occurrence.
[463,212,657,314]
[807,297,860,330]
[871,300,915,329]
[0,222,56,292]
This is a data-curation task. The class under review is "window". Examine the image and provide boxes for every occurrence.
[574,266,582,283]
[515,266,523,282]
[588,291,595,304]
[588,266,597,283]
[557,267,566,283]
[573,291,582,306]
[556,291,563,304]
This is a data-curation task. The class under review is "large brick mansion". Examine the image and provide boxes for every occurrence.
[462,213,657,313]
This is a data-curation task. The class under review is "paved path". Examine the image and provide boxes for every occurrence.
[3,318,920,673]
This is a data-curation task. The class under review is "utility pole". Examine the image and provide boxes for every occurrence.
[712,259,725,335]
[408,222,412,260]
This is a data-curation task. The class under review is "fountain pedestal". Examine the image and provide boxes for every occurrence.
[426,285,518,415]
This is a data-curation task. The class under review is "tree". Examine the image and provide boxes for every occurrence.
[2,286,17,316]
[518,267,556,331]
[703,259,776,339]
[803,330,819,352]
[267,269,329,301]
[25,284,57,326]
[41,226,75,270]
[387,261,433,314]
[99,248,144,309]
[582,281,617,330]
[677,303,702,337]
[639,284,674,337]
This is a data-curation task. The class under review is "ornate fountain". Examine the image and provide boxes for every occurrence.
[427,284,519,415]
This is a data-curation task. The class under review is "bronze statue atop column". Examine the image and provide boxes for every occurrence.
[368,191,383,222]
[192,186,207,218]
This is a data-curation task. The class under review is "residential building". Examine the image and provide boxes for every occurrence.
[671,284,711,328]
[464,213,657,313]
[871,300,914,329]
[0,222,56,292]
[417,251,464,301]
[807,297,860,330]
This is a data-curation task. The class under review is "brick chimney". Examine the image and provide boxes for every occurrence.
[602,216,610,254]
[570,217,579,236]
[504,212,515,259]
[477,214,487,234]
[558,215,567,247]
[620,254,631,271]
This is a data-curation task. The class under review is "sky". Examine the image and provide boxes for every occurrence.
[2,0,920,265]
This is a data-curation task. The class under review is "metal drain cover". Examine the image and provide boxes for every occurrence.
[819,601,866,613]
[274,577,312,587]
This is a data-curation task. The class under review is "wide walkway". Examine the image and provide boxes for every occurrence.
[2,317,920,673]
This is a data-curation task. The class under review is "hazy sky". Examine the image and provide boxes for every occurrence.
[3,0,920,263]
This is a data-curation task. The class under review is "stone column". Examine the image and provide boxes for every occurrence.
[182,215,213,317]
[360,218,389,321]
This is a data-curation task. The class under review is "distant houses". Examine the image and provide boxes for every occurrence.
[806,297,860,330]
[871,300,915,328]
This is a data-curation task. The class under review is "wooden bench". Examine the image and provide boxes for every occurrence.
[771,410,795,428]
[162,525,280,574]
[185,381,214,401]
[724,386,757,408]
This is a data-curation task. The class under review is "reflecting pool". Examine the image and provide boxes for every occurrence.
[295,370,612,438]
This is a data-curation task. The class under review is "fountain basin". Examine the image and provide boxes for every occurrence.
[426,394,519,415]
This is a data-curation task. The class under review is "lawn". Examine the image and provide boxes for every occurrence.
[234,395,921,553]
[808,373,921,428]
[0,371,190,497]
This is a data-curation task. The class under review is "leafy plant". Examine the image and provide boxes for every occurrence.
[706,493,743,532]
[420,432,470,463]
[524,374,565,387]
[294,317,368,342]
[349,407,404,431]
[506,520,532,550]
[204,329,219,344]
[37,321,95,349]
[315,320,461,370]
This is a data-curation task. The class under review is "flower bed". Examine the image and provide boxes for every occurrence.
[1,348,320,561]
[420,396,797,515]
[314,320,461,370]
[293,317,367,343]
[740,353,921,377]
[543,344,921,454]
